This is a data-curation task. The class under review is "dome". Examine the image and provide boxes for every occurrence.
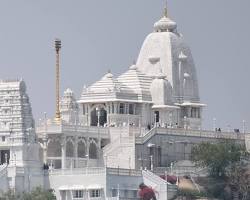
[154,16,177,32]
[154,7,177,32]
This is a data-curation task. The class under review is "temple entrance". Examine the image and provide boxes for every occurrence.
[0,150,10,164]
[154,111,159,123]
[91,107,107,126]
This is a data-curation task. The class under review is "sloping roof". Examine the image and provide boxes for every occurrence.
[117,65,152,101]
[87,72,122,94]
[79,71,143,103]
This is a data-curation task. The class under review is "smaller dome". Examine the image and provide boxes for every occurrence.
[179,51,188,61]
[82,85,88,93]
[150,76,173,106]
[184,73,190,78]
[153,71,166,80]
[104,70,113,79]
[64,88,73,96]
[129,64,137,70]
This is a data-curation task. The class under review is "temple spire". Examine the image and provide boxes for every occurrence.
[163,1,168,17]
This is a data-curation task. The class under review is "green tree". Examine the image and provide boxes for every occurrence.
[191,140,250,199]
[0,187,56,200]
[191,140,246,177]
[22,187,56,200]
[0,189,21,200]
[225,162,250,200]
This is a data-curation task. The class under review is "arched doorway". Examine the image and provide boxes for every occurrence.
[89,142,98,159]
[66,140,74,157]
[47,139,62,169]
[91,107,107,126]
[77,140,86,158]
[47,140,61,157]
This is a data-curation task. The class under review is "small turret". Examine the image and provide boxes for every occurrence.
[60,88,79,124]
[150,72,173,106]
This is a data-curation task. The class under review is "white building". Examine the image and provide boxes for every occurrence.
[0,6,248,200]
[0,80,43,193]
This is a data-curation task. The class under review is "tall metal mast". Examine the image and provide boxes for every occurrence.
[54,39,61,123]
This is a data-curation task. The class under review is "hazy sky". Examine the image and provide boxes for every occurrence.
[0,0,249,131]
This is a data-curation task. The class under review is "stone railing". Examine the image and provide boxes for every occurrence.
[106,197,119,200]
[88,198,103,200]
[49,167,106,175]
[37,124,110,138]
[48,167,142,177]
[142,170,170,200]
[109,114,140,127]
[136,127,157,143]
[107,168,142,177]
[142,170,167,185]
[143,170,178,200]
[0,140,9,147]
[119,198,139,200]
[155,165,208,178]
[136,127,245,144]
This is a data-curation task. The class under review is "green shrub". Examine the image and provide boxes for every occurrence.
[178,188,207,199]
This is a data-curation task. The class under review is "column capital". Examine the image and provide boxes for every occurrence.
[60,136,66,146]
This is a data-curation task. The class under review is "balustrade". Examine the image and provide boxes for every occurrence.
[136,127,245,144]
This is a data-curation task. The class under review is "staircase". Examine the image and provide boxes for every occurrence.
[103,135,135,169]
[102,137,122,156]
[142,170,177,200]
[135,127,157,144]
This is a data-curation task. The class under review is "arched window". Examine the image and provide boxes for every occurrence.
[89,142,98,159]
[77,140,86,158]
[66,140,74,157]
[47,140,61,157]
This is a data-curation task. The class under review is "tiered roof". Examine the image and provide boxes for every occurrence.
[80,67,153,103]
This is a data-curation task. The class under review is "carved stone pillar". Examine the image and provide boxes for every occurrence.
[86,137,90,156]
[86,137,90,167]
[114,102,118,114]
[74,136,78,168]
[43,137,48,164]
[61,137,66,169]
[187,107,191,118]
[88,104,91,126]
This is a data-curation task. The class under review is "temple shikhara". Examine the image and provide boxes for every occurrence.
[0,5,248,200]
